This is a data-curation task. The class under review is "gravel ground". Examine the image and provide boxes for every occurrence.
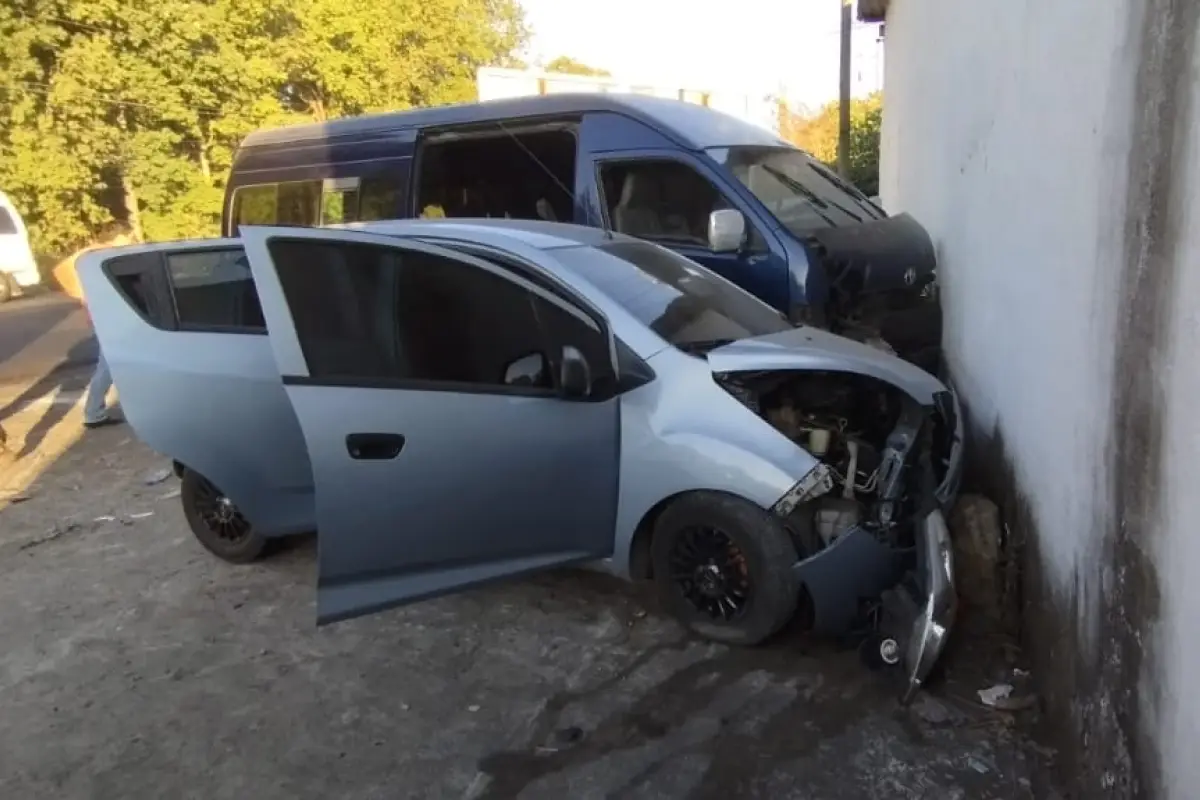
[0,419,1054,799]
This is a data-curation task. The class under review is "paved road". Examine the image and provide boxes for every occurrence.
[0,291,96,385]
[1,291,98,478]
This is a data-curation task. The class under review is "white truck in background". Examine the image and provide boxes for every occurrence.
[476,67,781,135]
[0,191,40,302]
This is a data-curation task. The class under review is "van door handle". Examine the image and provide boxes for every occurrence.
[345,433,405,460]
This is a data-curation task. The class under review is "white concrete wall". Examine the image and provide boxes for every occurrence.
[879,0,1200,794]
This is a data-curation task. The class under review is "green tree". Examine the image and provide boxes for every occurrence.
[779,92,882,196]
[0,0,527,258]
[543,55,610,77]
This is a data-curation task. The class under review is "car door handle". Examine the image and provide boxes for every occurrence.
[345,433,405,460]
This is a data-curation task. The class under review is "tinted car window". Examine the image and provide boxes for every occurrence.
[269,240,551,390]
[532,294,616,395]
[166,248,266,331]
[553,241,791,351]
[0,207,17,235]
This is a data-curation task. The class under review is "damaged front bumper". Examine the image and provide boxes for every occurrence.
[782,390,962,702]
[788,508,957,702]
[892,508,956,703]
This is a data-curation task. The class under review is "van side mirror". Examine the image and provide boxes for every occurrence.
[559,346,592,399]
[707,209,746,253]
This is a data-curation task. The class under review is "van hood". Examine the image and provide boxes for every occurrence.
[804,211,937,296]
[705,326,947,404]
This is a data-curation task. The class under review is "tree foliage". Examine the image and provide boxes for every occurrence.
[0,0,527,257]
[778,93,882,196]
[543,55,609,77]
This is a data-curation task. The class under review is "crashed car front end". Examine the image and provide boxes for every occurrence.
[714,355,963,701]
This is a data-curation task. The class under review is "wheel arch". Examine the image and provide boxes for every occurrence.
[627,488,775,582]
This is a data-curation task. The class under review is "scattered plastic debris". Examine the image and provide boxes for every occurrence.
[978,682,1037,711]
[143,467,172,485]
[467,705,481,713]
[128,511,154,520]
[967,755,991,774]
[977,684,1013,707]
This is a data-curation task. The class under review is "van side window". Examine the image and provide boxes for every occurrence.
[165,248,266,332]
[415,126,576,223]
[234,176,401,229]
[599,160,764,251]
[0,207,17,235]
[359,176,400,221]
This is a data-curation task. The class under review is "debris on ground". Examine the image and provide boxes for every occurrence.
[908,692,967,726]
[143,467,172,485]
[18,520,82,550]
[978,683,1013,707]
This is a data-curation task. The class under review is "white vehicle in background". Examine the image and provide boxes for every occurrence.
[0,191,41,302]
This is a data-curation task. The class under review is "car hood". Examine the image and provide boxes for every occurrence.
[705,326,947,404]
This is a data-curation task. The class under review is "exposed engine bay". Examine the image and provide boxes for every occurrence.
[721,369,936,552]
[717,366,958,701]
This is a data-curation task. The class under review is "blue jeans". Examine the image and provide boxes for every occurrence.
[84,353,114,424]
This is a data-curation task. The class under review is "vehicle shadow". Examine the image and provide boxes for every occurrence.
[0,294,78,369]
[0,339,96,458]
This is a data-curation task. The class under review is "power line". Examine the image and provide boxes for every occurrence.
[10,80,224,116]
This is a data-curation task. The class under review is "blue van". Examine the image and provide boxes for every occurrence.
[223,94,940,365]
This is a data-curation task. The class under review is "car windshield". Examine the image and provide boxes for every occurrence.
[552,239,792,353]
[708,145,885,237]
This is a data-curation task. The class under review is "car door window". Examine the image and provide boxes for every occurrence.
[599,160,765,251]
[267,238,555,392]
[531,293,617,396]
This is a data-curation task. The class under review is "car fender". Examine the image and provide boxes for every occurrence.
[608,372,822,578]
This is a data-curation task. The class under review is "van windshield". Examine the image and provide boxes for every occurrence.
[708,146,885,236]
[553,240,791,353]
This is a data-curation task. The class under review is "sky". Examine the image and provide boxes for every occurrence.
[517,0,885,113]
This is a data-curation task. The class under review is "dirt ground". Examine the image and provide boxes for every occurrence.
[1,394,1055,799]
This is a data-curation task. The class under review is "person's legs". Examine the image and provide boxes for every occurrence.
[83,352,119,428]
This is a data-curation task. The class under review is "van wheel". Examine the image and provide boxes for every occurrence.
[0,274,13,303]
[180,468,269,563]
[651,492,800,646]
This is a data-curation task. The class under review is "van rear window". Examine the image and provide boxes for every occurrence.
[0,207,17,235]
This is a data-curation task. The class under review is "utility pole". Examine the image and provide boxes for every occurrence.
[838,0,853,179]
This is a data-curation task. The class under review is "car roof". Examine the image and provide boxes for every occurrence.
[341,218,622,251]
[239,93,786,152]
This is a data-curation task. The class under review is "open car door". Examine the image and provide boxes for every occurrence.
[238,226,621,624]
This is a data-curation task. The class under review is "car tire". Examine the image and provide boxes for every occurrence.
[179,467,269,563]
[651,491,800,646]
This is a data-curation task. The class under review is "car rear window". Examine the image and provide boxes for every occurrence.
[165,248,266,332]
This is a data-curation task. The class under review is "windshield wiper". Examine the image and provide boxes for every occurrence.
[761,166,840,226]
[675,338,737,355]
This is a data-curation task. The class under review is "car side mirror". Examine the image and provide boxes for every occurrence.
[559,346,592,399]
[707,209,746,253]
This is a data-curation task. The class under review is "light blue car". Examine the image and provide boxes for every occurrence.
[77,219,961,700]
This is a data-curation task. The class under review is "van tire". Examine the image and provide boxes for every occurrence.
[180,468,270,563]
[0,274,13,303]
[651,491,800,646]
